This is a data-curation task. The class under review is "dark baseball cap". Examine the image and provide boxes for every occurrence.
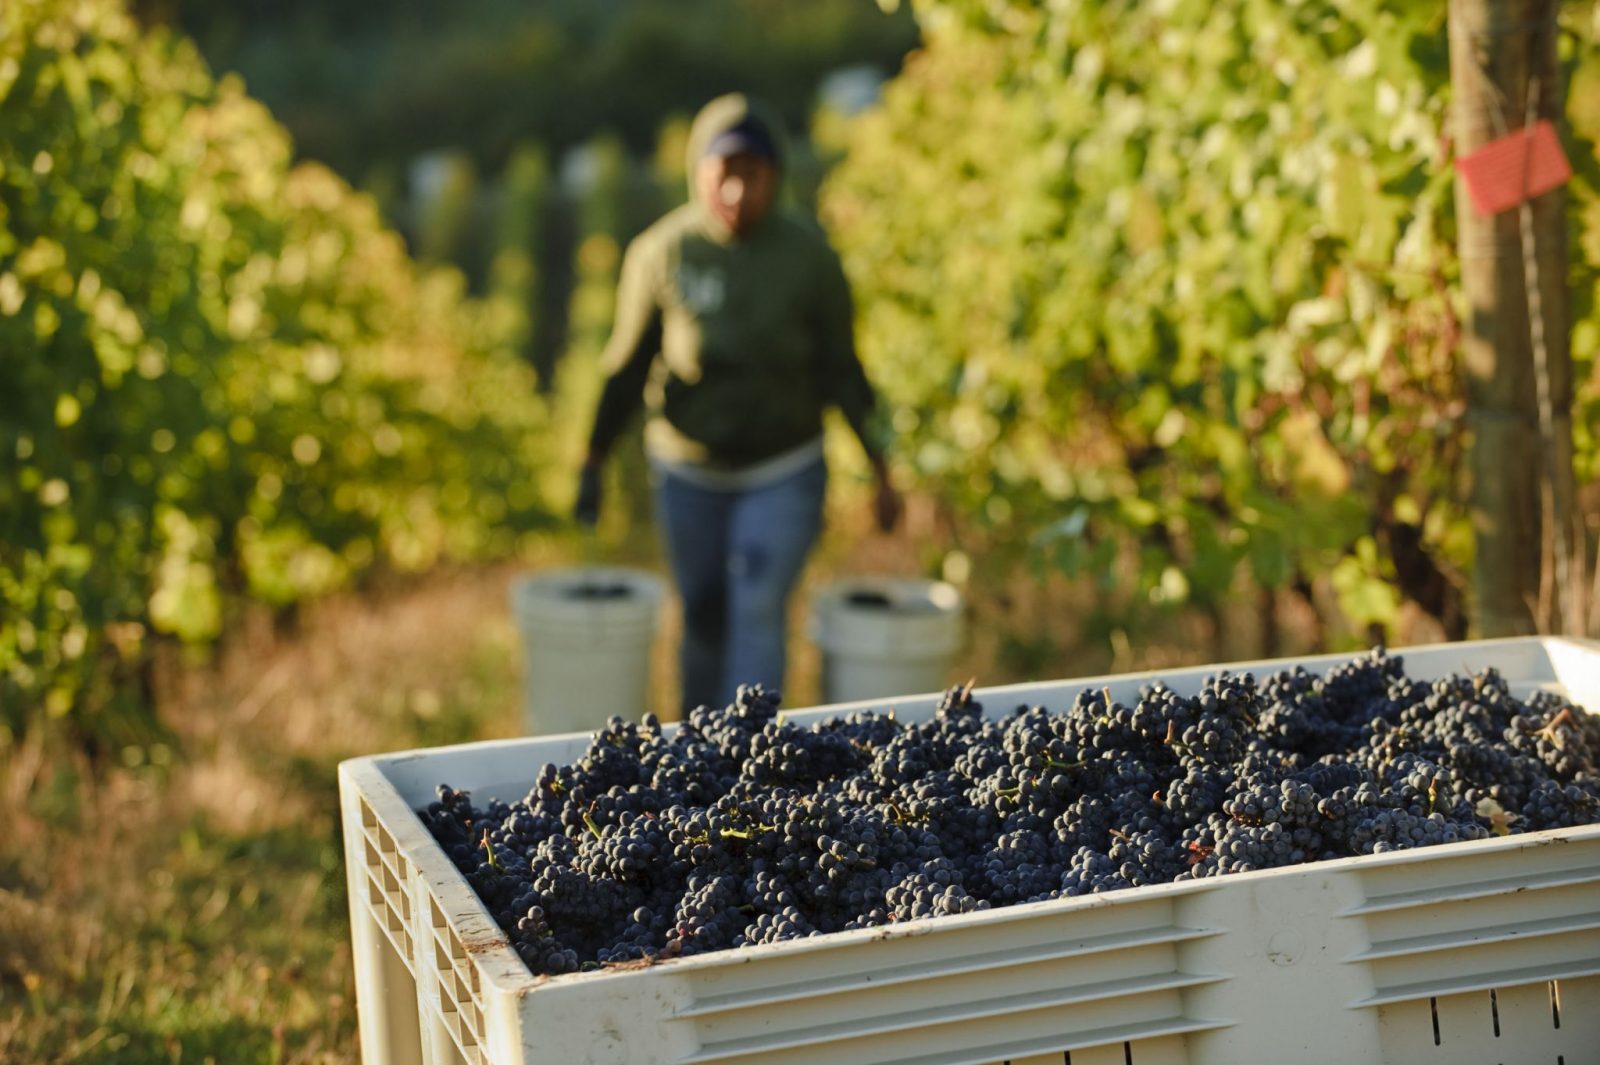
[703,116,778,162]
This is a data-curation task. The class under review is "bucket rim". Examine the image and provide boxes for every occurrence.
[810,576,963,617]
[509,566,667,607]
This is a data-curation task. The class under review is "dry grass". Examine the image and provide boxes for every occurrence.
[0,561,536,1065]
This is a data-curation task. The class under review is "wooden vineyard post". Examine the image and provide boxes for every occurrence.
[1448,0,1576,636]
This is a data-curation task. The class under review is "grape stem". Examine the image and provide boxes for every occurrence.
[1537,707,1575,742]
[1162,720,1194,755]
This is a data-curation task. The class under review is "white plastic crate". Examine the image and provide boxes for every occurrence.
[339,636,1600,1065]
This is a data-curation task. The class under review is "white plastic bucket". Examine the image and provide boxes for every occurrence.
[810,577,965,703]
[508,566,665,736]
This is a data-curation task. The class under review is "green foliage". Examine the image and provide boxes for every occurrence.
[826,0,1600,642]
[487,143,551,369]
[0,0,553,742]
[412,150,480,265]
[145,0,919,182]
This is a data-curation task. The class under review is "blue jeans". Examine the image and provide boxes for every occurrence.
[653,456,827,713]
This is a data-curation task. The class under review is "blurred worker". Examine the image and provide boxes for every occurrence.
[575,92,899,713]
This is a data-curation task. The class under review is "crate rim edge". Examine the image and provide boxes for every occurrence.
[338,633,1600,1002]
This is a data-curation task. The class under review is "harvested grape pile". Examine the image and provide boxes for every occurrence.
[419,650,1600,976]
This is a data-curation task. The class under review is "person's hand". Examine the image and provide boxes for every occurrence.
[872,478,902,533]
[574,462,602,526]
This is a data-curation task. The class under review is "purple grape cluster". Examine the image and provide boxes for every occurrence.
[418,652,1600,976]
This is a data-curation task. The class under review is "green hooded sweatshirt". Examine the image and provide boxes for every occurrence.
[584,94,884,474]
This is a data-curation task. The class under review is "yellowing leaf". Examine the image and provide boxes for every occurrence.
[1280,409,1351,497]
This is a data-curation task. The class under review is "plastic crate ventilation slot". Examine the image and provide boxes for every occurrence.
[431,892,489,1065]
[360,795,415,966]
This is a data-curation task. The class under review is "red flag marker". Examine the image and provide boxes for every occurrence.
[1455,119,1572,217]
